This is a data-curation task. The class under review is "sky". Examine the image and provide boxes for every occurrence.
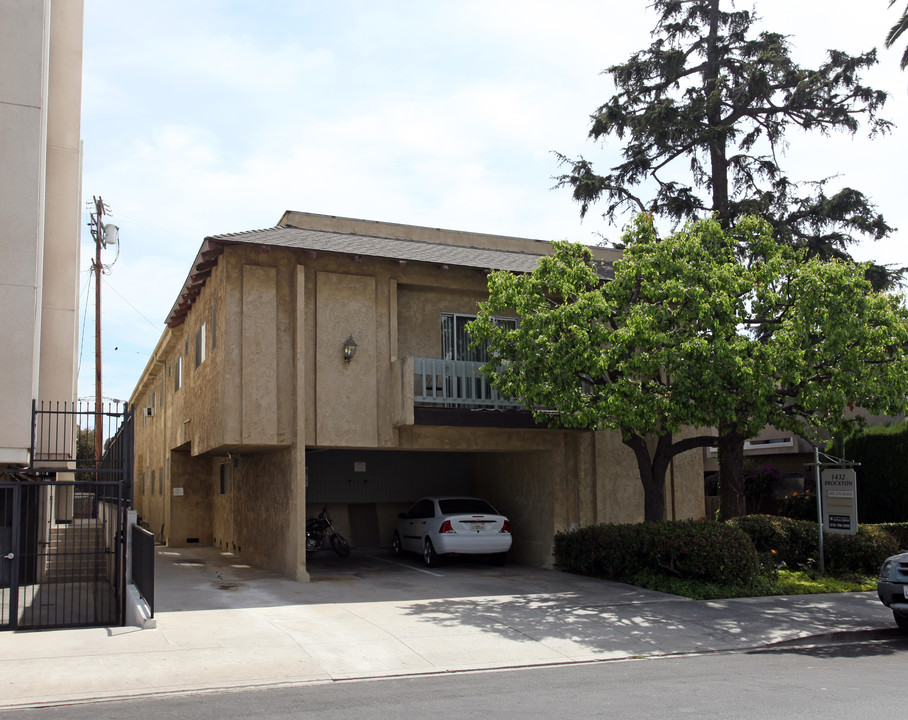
[78,0,908,405]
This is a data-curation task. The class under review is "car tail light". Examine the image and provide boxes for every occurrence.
[438,520,455,533]
[499,520,511,534]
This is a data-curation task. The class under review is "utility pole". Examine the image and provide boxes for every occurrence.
[87,196,112,463]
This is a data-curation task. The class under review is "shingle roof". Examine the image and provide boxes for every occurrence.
[208,225,563,273]
[166,225,613,327]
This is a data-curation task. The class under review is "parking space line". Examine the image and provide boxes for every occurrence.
[371,555,445,577]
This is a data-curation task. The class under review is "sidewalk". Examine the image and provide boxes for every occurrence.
[0,546,899,709]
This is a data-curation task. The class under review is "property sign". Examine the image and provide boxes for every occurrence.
[820,468,858,535]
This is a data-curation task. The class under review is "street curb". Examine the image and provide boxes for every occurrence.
[2,628,905,712]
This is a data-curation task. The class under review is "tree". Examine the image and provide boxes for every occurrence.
[469,214,908,521]
[556,0,899,516]
[557,0,894,283]
[886,1,908,70]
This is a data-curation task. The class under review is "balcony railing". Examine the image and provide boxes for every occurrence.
[413,358,524,410]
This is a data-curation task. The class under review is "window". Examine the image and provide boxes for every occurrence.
[211,305,217,350]
[174,356,182,391]
[159,467,164,496]
[219,462,231,495]
[195,322,207,368]
[407,498,435,519]
[441,313,517,362]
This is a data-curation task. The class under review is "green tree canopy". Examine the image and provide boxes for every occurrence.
[470,214,908,521]
[557,0,896,286]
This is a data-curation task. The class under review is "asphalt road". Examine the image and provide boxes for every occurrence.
[7,635,906,719]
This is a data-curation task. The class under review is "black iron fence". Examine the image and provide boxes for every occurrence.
[131,524,155,617]
[0,402,133,631]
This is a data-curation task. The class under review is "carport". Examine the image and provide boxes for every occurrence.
[304,447,557,566]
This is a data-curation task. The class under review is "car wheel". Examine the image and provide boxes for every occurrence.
[490,552,507,567]
[392,531,402,558]
[894,611,908,633]
[423,538,438,567]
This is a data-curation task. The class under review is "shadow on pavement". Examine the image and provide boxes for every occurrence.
[153,545,665,612]
[752,630,908,658]
[152,545,896,659]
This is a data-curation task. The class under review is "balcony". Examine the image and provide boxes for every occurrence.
[393,358,537,428]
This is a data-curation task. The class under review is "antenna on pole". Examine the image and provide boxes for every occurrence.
[87,196,112,464]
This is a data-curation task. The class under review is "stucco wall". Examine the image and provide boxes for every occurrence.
[397,283,489,359]
[228,449,294,575]
[181,260,227,455]
[669,429,707,520]
[315,272,378,447]
[594,431,646,524]
[168,450,213,546]
[470,450,557,567]
[593,430,705,523]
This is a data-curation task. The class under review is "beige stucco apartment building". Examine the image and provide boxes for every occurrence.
[130,211,706,579]
[1,0,84,467]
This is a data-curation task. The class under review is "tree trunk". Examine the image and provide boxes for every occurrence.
[718,424,746,519]
[704,0,730,226]
[624,433,666,521]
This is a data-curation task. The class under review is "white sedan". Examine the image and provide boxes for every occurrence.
[392,496,512,567]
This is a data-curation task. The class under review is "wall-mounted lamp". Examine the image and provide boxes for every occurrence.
[343,336,358,363]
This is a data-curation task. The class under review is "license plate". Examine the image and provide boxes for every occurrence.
[470,523,484,532]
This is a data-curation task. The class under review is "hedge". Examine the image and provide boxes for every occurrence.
[843,421,908,523]
[730,514,899,575]
[553,519,762,587]
[728,515,817,570]
[871,522,908,551]
[554,517,904,590]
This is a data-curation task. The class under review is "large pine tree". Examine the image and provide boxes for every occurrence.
[557,0,896,517]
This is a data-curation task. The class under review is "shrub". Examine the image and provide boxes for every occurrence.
[554,519,762,587]
[731,515,899,575]
[729,515,819,570]
[824,525,898,575]
[552,523,646,578]
[871,522,908,551]
[744,464,782,515]
[645,519,762,586]
[777,490,817,522]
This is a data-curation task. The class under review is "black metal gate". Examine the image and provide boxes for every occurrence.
[0,402,133,631]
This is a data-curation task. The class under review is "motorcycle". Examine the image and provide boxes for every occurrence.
[305,505,351,557]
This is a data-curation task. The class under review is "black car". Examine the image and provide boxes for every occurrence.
[877,551,908,632]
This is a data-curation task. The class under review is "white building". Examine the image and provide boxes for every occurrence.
[0,0,84,467]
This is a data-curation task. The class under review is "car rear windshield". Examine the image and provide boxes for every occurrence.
[438,498,498,515]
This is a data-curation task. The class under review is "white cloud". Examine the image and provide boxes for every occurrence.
[78,0,908,402]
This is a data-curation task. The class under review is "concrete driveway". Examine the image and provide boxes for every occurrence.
[1,545,902,709]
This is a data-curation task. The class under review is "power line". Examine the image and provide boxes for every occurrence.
[102,276,162,331]
[77,265,93,376]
